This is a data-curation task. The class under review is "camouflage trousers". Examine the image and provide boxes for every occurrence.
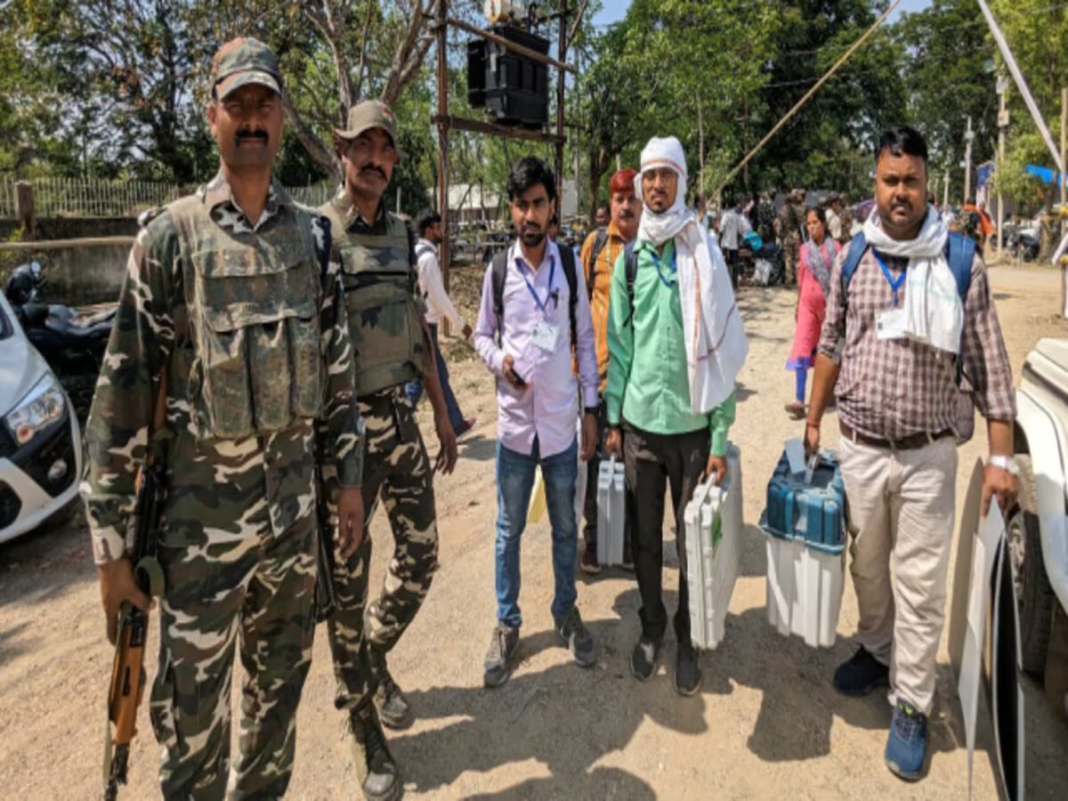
[783,238,801,285]
[327,388,439,711]
[149,513,317,800]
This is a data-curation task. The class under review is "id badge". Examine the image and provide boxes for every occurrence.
[531,320,559,352]
[876,308,906,341]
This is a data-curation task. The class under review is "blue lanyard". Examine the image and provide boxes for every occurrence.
[873,251,907,307]
[518,254,556,314]
[652,247,677,288]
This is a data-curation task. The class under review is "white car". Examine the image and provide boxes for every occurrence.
[0,289,83,544]
[1012,338,1068,714]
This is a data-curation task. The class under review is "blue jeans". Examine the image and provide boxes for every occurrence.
[495,437,579,629]
[404,323,465,433]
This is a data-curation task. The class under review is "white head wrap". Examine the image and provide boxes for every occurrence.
[635,136,692,245]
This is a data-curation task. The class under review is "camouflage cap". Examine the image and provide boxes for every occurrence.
[335,100,401,157]
[211,37,282,100]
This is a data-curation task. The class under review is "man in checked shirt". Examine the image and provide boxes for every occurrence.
[804,126,1018,782]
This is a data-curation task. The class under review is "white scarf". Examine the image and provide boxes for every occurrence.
[635,137,748,414]
[862,206,962,353]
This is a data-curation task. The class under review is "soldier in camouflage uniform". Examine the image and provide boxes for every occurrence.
[776,188,806,286]
[82,39,366,800]
[756,191,777,244]
[317,100,458,801]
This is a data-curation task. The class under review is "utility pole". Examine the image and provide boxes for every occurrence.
[963,116,975,204]
[1061,88,1067,208]
[997,76,1009,251]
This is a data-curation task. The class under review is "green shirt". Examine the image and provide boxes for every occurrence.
[605,239,736,456]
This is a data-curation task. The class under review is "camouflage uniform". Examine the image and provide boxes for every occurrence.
[777,199,804,285]
[318,186,439,716]
[756,198,777,244]
[83,173,364,800]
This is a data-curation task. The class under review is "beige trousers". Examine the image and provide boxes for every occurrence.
[839,435,958,715]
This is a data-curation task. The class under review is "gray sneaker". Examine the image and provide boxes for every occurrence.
[484,623,519,688]
[555,607,596,667]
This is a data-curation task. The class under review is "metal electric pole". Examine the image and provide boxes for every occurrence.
[997,76,1009,251]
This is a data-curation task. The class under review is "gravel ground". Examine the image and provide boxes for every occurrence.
[1,262,1066,800]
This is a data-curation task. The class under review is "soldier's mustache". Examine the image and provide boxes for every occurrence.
[235,130,268,144]
[360,165,387,180]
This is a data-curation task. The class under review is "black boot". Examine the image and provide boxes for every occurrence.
[348,704,403,801]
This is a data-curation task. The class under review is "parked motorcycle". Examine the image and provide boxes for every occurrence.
[4,262,114,422]
[1003,222,1041,263]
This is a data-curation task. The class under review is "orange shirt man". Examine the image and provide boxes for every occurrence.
[577,168,640,574]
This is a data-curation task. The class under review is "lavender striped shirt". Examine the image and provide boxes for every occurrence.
[474,240,599,457]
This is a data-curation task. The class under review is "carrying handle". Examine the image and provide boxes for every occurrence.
[803,454,820,487]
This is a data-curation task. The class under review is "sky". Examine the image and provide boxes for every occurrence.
[591,0,933,29]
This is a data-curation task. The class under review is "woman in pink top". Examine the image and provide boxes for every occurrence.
[785,207,839,419]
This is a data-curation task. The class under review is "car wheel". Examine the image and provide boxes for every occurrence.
[1007,455,1056,677]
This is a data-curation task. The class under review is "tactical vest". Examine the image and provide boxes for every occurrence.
[320,201,424,397]
[166,195,325,440]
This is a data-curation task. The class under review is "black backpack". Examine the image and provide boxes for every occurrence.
[491,244,579,348]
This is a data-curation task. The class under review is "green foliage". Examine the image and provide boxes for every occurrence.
[896,0,996,204]
[743,1,906,198]
[987,0,1068,209]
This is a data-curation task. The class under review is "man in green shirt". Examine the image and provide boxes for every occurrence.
[605,136,747,696]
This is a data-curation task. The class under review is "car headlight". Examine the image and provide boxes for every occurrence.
[4,376,66,447]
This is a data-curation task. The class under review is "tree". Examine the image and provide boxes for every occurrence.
[987,0,1068,212]
[574,0,778,220]
[896,0,997,205]
[744,1,907,198]
[18,0,214,182]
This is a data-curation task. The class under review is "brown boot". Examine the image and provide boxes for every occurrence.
[348,704,403,801]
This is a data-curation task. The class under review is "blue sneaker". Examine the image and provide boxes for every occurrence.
[833,646,890,696]
[885,700,928,781]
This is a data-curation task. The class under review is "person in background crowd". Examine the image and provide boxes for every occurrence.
[785,206,839,419]
[824,193,844,245]
[406,210,478,442]
[605,136,747,696]
[718,197,751,289]
[776,189,806,286]
[805,125,1017,782]
[595,203,610,230]
[577,167,640,574]
[756,191,777,244]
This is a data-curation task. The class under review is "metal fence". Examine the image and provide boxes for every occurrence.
[23,178,182,218]
[287,182,334,208]
[0,182,18,218]
[0,178,337,219]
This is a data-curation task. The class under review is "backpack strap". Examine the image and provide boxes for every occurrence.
[490,249,509,345]
[623,241,638,329]
[587,229,608,301]
[558,244,579,350]
[840,232,868,299]
[945,231,976,387]
[944,231,975,301]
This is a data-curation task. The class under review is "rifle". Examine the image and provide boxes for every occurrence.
[103,378,167,801]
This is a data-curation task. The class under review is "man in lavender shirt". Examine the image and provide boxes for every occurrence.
[474,156,600,688]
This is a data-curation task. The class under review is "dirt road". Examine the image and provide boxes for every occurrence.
[2,264,1067,800]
